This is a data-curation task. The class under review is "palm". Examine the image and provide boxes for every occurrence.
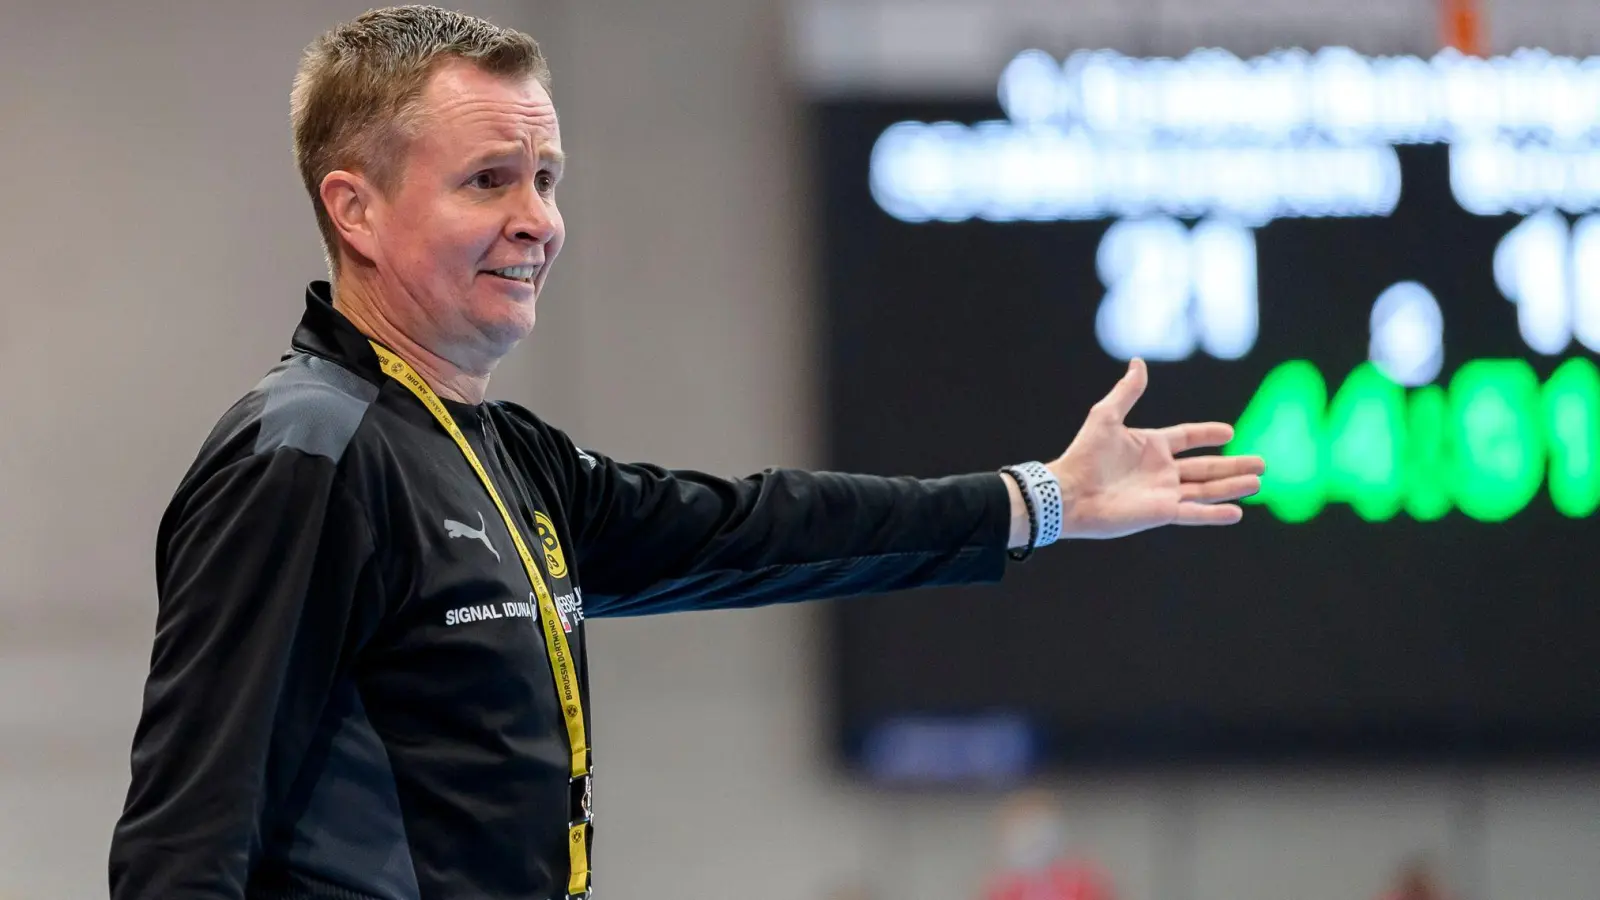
[1050,359,1264,540]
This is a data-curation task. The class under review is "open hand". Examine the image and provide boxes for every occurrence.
[1049,358,1265,539]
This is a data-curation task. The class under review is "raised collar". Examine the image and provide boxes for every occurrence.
[292,280,490,418]
[290,280,387,384]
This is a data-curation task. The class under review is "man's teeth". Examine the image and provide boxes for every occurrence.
[488,265,537,282]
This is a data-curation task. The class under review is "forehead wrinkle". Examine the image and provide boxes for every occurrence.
[428,96,561,159]
[426,83,556,128]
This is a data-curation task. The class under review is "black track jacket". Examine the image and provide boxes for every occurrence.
[109,282,1013,899]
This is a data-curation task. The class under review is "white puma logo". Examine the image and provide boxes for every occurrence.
[444,511,500,562]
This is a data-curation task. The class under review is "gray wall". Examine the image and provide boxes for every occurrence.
[1,2,1596,899]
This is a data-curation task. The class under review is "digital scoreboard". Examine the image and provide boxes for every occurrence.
[819,47,1600,779]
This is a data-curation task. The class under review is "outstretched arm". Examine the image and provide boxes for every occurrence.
[496,358,1264,617]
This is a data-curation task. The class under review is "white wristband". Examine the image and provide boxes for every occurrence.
[1005,461,1064,550]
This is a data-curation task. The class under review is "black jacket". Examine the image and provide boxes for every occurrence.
[110,282,1012,900]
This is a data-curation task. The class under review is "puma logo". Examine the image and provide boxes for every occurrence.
[444,511,500,562]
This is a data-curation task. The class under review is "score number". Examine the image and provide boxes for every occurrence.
[1095,216,1259,361]
[1496,210,1600,356]
[1100,211,1600,363]
[1226,358,1600,523]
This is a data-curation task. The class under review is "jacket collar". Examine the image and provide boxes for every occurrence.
[290,280,386,384]
[293,280,490,416]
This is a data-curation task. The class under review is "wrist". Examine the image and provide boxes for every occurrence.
[1045,459,1078,538]
[999,461,1064,560]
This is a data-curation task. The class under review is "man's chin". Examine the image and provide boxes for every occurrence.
[473,309,537,356]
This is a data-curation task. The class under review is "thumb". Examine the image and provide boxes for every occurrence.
[1099,358,1148,423]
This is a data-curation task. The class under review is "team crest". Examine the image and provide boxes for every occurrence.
[533,510,568,579]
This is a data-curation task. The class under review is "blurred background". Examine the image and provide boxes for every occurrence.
[3,1,1599,899]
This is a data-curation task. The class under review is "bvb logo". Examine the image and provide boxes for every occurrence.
[566,704,580,719]
[533,510,568,579]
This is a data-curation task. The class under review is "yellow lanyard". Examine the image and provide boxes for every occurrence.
[370,342,592,897]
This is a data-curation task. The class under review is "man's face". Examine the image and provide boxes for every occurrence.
[365,60,565,368]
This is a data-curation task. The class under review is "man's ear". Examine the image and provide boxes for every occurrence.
[321,170,382,265]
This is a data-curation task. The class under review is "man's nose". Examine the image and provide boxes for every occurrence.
[512,196,558,245]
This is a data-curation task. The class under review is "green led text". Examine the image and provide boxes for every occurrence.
[1225,358,1600,522]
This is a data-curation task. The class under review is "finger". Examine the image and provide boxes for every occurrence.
[1159,422,1234,453]
[1175,502,1244,525]
[1095,358,1148,423]
[1178,454,1266,482]
[1181,474,1261,503]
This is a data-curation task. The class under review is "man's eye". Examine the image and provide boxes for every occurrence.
[536,172,556,193]
[469,171,501,190]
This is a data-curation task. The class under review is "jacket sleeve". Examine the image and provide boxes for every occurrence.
[109,448,382,899]
[524,422,1013,618]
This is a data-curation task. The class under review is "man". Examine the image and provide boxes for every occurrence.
[108,7,1264,900]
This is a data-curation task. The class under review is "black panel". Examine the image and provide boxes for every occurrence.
[815,98,1600,778]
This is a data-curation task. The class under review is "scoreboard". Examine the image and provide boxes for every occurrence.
[820,47,1600,779]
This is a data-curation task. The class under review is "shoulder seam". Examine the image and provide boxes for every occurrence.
[253,355,380,464]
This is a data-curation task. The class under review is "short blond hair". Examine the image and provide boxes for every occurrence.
[290,5,551,272]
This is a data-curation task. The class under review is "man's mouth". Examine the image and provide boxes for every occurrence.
[484,264,539,284]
